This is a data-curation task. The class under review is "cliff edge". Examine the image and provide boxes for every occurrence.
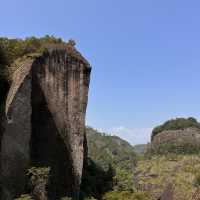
[0,44,91,199]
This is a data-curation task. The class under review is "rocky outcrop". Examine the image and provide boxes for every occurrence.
[0,45,91,199]
[150,128,200,154]
[152,128,200,146]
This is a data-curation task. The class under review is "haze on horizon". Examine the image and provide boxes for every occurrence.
[1,0,200,145]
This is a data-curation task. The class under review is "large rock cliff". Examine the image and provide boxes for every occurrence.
[150,127,200,154]
[0,45,91,199]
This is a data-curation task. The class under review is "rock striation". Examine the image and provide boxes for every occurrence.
[152,128,200,146]
[150,127,200,154]
[0,45,91,199]
[152,127,200,146]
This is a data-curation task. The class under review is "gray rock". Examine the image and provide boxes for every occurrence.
[0,46,91,200]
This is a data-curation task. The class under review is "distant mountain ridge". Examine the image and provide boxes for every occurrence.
[86,127,137,171]
[133,144,147,155]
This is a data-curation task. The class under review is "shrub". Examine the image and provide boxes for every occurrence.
[14,194,33,200]
[61,197,72,200]
[147,141,200,155]
[194,173,200,187]
[113,168,134,192]
[0,36,67,113]
[102,191,152,200]
[27,166,50,185]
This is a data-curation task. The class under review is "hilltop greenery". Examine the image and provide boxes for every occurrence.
[151,117,200,140]
[0,36,64,65]
[86,126,137,172]
[135,155,200,200]
[84,127,153,200]
[0,35,66,113]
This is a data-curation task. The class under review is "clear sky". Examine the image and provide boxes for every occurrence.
[1,0,200,145]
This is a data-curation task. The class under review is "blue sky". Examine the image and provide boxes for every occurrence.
[1,0,200,145]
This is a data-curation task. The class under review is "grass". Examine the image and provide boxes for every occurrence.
[135,155,200,200]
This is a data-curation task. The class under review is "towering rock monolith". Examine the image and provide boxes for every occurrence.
[0,44,91,200]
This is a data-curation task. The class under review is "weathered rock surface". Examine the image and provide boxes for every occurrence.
[0,45,91,199]
[152,128,200,146]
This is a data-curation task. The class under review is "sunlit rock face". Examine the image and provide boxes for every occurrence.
[0,46,91,200]
[151,127,200,154]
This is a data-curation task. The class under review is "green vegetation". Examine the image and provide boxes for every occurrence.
[147,141,200,155]
[86,127,137,172]
[102,191,152,200]
[151,117,200,140]
[0,35,66,114]
[135,155,200,200]
[4,36,200,200]
[0,36,64,65]
[14,194,33,200]
[193,173,200,187]
[113,168,135,192]
[81,159,114,199]
[82,127,141,199]
[27,166,50,185]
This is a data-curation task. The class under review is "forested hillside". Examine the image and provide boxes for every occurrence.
[84,127,152,200]
[86,127,137,171]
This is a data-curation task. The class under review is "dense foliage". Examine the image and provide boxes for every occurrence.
[83,127,147,199]
[14,194,33,200]
[80,159,115,199]
[102,191,152,200]
[0,36,64,64]
[135,155,200,200]
[147,141,200,155]
[86,127,137,172]
[151,117,200,140]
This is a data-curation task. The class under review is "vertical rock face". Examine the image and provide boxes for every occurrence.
[0,46,91,199]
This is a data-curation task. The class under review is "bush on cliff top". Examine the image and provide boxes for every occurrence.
[0,35,64,64]
[151,117,200,140]
[0,35,73,113]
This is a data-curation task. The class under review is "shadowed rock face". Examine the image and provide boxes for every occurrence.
[0,46,91,199]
